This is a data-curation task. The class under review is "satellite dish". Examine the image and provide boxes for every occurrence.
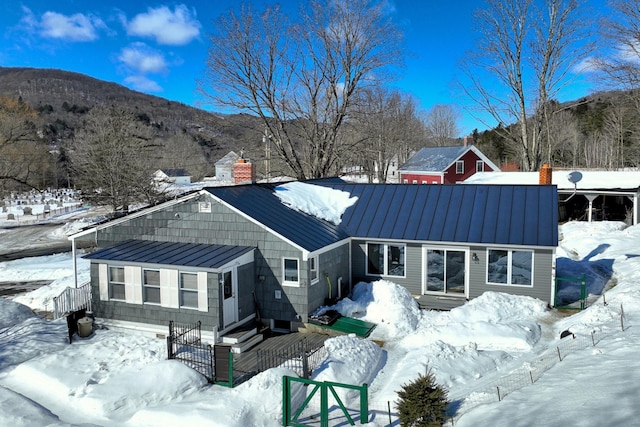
[567,171,582,184]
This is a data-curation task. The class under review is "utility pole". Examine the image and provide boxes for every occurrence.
[263,127,271,182]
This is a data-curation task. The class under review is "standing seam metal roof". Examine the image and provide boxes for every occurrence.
[83,239,254,269]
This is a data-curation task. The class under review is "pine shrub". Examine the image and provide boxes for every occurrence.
[396,369,449,426]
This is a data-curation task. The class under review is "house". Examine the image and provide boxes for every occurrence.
[214,151,240,183]
[154,169,191,185]
[398,145,500,184]
[465,165,640,225]
[70,180,558,340]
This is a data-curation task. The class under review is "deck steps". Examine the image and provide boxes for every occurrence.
[220,323,263,353]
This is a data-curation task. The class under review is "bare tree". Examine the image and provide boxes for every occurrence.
[596,0,640,165]
[423,104,460,146]
[69,106,163,214]
[349,87,424,182]
[0,96,51,191]
[199,0,404,179]
[460,0,593,171]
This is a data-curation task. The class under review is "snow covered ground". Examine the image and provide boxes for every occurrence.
[0,218,638,426]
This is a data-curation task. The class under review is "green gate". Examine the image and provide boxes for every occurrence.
[554,274,587,310]
[282,376,368,427]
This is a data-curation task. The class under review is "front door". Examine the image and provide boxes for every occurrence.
[222,268,238,327]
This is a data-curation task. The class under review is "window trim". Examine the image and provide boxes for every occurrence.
[476,160,484,172]
[142,268,161,304]
[283,257,300,287]
[455,160,464,174]
[179,271,199,309]
[486,248,534,287]
[423,247,468,295]
[108,265,126,301]
[309,256,319,285]
[365,242,407,278]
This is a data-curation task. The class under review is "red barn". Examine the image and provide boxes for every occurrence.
[398,145,500,184]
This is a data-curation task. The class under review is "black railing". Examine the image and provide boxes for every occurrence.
[256,337,326,379]
[167,321,215,381]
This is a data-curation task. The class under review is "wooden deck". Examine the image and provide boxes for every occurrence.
[231,330,330,376]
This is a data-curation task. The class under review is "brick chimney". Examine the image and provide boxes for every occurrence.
[539,163,552,185]
[233,157,256,184]
[463,135,474,146]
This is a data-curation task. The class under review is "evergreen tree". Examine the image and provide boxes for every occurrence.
[396,370,449,426]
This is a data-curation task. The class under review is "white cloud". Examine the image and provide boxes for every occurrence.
[37,10,106,42]
[124,75,163,93]
[126,5,200,45]
[118,42,168,74]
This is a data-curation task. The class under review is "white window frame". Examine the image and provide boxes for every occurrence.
[283,257,300,286]
[309,256,319,285]
[424,247,468,295]
[108,266,126,300]
[366,242,406,278]
[142,268,161,304]
[476,160,484,172]
[455,160,464,174]
[179,271,199,309]
[486,249,534,287]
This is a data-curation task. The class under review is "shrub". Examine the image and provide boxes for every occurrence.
[396,369,449,426]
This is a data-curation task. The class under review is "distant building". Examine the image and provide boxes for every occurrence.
[154,169,191,185]
[214,151,240,183]
[398,145,500,184]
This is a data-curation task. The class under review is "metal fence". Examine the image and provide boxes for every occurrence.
[167,321,216,381]
[53,282,92,319]
[256,337,327,379]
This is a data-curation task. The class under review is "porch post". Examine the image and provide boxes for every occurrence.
[72,237,77,289]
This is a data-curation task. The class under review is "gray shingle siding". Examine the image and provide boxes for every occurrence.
[89,263,221,331]
[93,196,346,328]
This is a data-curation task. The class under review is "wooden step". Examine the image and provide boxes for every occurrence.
[231,333,263,353]
[222,325,258,344]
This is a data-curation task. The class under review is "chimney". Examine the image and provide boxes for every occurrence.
[233,157,256,184]
[463,135,474,146]
[539,163,552,185]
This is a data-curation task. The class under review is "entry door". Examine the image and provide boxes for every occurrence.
[222,268,238,327]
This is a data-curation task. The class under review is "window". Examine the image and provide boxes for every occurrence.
[309,256,318,284]
[366,243,405,277]
[143,269,161,304]
[403,179,408,183]
[476,160,484,172]
[283,258,300,285]
[180,272,199,308]
[455,161,464,174]
[487,249,533,286]
[422,180,428,184]
[412,180,418,184]
[108,266,125,300]
[426,249,466,294]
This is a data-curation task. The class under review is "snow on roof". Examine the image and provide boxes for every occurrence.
[464,170,640,190]
[274,181,358,225]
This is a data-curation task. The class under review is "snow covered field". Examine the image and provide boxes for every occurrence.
[0,220,638,426]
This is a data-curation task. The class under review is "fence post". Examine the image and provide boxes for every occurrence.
[360,383,368,424]
[620,304,625,331]
[302,348,310,379]
[556,347,562,361]
[496,386,501,401]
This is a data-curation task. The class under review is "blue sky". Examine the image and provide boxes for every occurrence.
[0,1,606,135]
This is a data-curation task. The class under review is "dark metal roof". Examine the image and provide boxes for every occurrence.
[83,239,254,269]
[206,184,351,252]
[314,183,559,247]
[398,146,470,172]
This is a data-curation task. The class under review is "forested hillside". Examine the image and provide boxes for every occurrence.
[0,67,266,186]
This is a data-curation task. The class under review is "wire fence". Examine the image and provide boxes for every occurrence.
[361,304,628,426]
